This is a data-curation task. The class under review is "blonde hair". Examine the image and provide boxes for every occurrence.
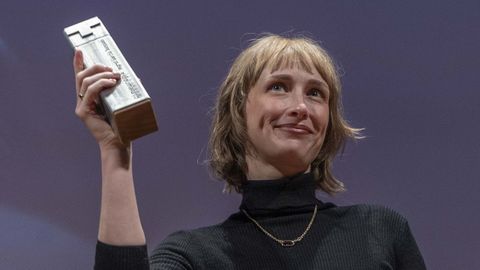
[209,34,362,194]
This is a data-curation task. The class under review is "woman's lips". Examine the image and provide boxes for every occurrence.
[275,123,313,134]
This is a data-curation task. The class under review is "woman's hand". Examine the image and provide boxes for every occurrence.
[73,50,123,149]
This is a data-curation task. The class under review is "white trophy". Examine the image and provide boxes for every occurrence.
[64,17,158,143]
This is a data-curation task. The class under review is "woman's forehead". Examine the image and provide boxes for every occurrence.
[267,52,316,74]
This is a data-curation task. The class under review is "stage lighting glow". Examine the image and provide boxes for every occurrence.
[0,37,17,63]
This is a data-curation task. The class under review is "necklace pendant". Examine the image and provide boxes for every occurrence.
[280,240,295,247]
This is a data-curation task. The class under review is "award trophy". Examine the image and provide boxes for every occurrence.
[64,17,158,143]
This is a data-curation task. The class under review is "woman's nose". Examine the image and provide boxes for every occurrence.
[287,96,308,120]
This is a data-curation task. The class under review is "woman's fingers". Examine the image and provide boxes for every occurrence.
[76,78,118,119]
[73,50,85,93]
[73,50,116,105]
[73,50,84,74]
[76,65,114,95]
[78,71,121,98]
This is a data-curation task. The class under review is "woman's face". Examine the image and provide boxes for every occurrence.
[244,66,330,177]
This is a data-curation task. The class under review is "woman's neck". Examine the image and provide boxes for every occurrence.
[240,172,319,213]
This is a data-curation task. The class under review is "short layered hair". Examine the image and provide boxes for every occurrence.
[208,34,362,194]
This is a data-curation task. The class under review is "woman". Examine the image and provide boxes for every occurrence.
[73,34,426,269]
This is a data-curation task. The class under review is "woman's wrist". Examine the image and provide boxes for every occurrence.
[99,141,132,170]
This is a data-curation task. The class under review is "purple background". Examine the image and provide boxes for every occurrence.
[1,1,479,269]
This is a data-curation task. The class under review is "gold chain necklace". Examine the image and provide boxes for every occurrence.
[241,205,318,247]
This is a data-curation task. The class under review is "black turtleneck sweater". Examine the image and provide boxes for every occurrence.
[95,173,426,269]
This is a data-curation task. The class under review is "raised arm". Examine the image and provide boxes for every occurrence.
[73,50,145,246]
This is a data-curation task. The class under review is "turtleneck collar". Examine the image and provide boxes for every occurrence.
[240,172,320,213]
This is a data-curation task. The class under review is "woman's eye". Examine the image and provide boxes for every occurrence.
[269,83,286,92]
[308,89,322,97]
[307,88,328,101]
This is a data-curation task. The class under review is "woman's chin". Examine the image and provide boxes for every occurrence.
[274,145,314,161]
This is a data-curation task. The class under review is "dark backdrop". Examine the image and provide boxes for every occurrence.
[1,1,479,269]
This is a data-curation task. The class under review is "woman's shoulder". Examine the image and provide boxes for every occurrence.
[329,204,408,233]
[322,203,410,229]
[340,203,407,217]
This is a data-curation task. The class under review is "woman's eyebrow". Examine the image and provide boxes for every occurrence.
[307,79,329,92]
[269,74,329,91]
[269,74,293,81]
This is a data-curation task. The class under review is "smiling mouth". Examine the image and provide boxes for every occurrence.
[275,124,313,134]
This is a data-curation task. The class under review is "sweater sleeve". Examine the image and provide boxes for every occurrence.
[394,221,427,270]
[94,241,149,270]
[94,232,194,270]
[149,231,194,270]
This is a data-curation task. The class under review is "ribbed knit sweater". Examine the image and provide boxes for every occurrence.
[95,173,426,269]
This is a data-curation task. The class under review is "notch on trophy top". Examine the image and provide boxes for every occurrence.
[64,17,108,47]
